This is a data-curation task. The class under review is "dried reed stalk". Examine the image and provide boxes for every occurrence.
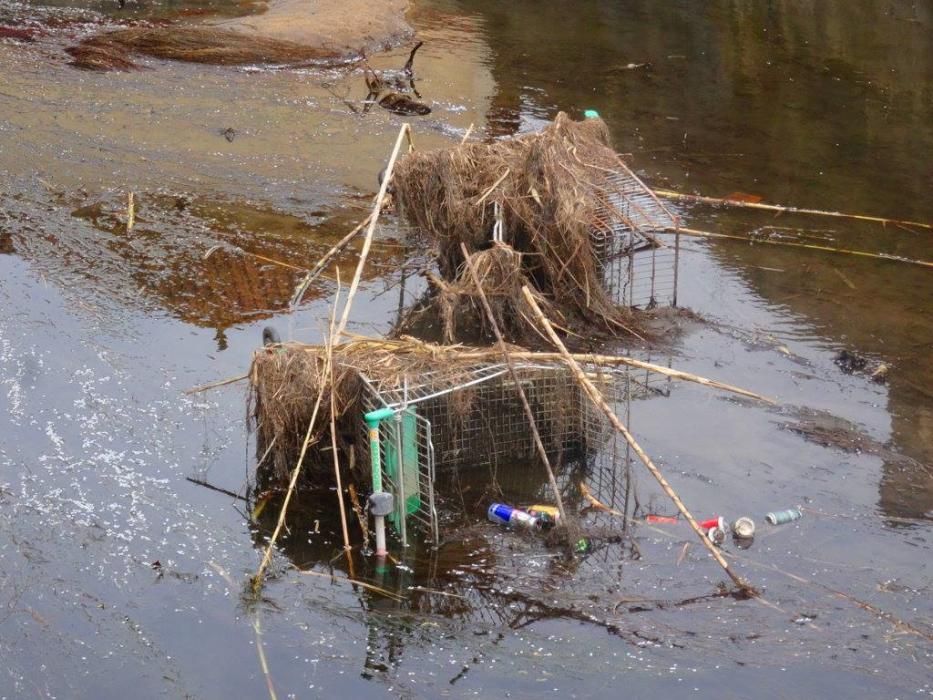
[184,373,248,394]
[252,616,278,700]
[326,275,353,561]
[126,192,135,232]
[655,189,933,232]
[290,211,374,309]
[335,123,410,338]
[522,285,756,596]
[677,226,933,269]
[459,123,474,145]
[452,350,774,403]
[298,569,404,601]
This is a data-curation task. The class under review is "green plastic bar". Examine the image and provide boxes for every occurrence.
[364,407,396,492]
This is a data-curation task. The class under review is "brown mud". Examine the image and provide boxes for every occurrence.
[214,0,412,54]
[66,0,413,71]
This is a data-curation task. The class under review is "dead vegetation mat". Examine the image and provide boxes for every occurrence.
[392,112,646,345]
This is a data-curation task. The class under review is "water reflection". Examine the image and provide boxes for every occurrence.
[1,186,409,347]
[445,0,933,520]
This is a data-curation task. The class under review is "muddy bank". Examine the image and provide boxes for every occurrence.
[215,0,412,54]
[69,0,412,70]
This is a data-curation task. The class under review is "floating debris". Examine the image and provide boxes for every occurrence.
[766,507,802,525]
[732,516,756,538]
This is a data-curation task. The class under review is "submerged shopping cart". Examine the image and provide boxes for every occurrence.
[357,357,670,548]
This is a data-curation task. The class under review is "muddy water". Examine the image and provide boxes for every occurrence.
[1,0,931,697]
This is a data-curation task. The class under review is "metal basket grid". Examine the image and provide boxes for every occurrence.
[357,357,672,546]
[588,164,681,308]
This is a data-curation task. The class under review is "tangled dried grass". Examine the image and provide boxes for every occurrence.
[393,112,642,341]
[68,26,350,71]
[249,336,606,490]
[249,337,517,489]
[403,244,560,345]
[250,342,355,490]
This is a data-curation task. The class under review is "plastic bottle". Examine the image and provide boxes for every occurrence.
[487,503,539,529]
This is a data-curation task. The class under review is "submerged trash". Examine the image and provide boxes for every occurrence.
[834,349,888,382]
[835,349,868,374]
[731,516,756,539]
[707,526,726,546]
[487,503,540,530]
[870,363,889,384]
[700,516,725,531]
[766,507,802,525]
[645,514,679,524]
[378,92,431,116]
[528,505,560,527]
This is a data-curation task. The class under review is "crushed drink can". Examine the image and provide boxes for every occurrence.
[487,503,539,529]
[707,526,726,546]
[765,507,802,525]
[732,516,756,539]
[699,516,725,531]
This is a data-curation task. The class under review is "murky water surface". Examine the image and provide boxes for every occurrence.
[1,0,930,697]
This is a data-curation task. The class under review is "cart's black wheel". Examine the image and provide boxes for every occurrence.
[262,326,282,347]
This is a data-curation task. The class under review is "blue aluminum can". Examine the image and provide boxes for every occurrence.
[487,503,539,529]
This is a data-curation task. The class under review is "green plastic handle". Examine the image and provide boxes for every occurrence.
[364,407,397,493]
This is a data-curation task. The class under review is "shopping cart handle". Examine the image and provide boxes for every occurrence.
[364,407,396,427]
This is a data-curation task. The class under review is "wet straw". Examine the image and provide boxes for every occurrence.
[522,285,756,595]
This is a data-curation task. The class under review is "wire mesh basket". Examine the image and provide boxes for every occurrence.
[589,163,680,308]
[358,357,672,546]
